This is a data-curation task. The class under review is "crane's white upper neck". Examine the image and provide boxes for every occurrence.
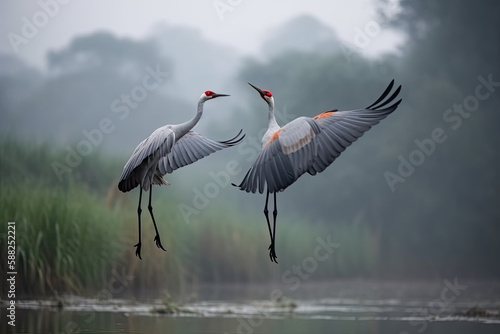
[174,99,206,138]
[267,98,279,130]
[262,98,280,145]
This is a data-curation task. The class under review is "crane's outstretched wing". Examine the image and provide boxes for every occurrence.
[307,80,401,175]
[118,126,176,192]
[157,130,245,174]
[234,80,402,194]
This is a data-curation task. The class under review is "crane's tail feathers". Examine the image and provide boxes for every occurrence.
[218,129,246,146]
[366,80,402,111]
[153,174,170,186]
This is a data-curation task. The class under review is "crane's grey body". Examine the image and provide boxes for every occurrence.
[119,99,204,192]
[118,124,176,192]
[234,81,402,262]
[118,91,243,259]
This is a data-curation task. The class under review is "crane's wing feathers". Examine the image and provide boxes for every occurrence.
[236,117,320,194]
[118,126,176,192]
[158,130,245,174]
[235,81,402,193]
[308,81,401,175]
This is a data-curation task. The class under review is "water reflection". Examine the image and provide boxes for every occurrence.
[2,280,500,334]
[6,308,500,334]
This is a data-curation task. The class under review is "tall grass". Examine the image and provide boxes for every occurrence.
[0,138,128,296]
[0,183,127,296]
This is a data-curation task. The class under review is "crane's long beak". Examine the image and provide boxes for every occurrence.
[213,93,230,98]
[247,82,264,95]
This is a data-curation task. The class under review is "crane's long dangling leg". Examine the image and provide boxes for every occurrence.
[269,192,278,263]
[263,190,276,263]
[135,188,143,260]
[148,185,166,252]
[263,189,278,263]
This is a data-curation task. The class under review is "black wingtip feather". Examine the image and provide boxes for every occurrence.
[366,79,394,109]
[118,177,137,193]
[218,129,246,146]
[370,85,402,110]
[366,81,402,111]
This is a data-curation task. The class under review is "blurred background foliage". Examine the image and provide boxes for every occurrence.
[0,0,499,297]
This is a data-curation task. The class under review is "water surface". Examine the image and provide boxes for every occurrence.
[3,280,500,334]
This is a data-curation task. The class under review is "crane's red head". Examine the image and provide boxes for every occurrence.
[248,82,273,102]
[202,90,230,100]
[261,90,273,98]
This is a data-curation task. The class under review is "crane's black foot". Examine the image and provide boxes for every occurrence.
[134,242,142,260]
[154,234,166,252]
[268,243,278,263]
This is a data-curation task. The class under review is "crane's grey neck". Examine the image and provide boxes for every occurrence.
[267,99,279,131]
[176,100,205,137]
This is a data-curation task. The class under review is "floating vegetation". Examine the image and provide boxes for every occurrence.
[455,306,500,319]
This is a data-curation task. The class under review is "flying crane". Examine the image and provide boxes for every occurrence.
[233,81,402,263]
[119,90,244,259]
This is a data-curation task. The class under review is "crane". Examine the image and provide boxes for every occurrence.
[118,90,244,259]
[233,81,402,263]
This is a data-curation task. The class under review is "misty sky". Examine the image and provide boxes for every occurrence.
[1,0,403,69]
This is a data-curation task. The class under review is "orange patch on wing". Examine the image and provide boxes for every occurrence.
[263,129,281,148]
[269,129,281,142]
[313,109,338,120]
